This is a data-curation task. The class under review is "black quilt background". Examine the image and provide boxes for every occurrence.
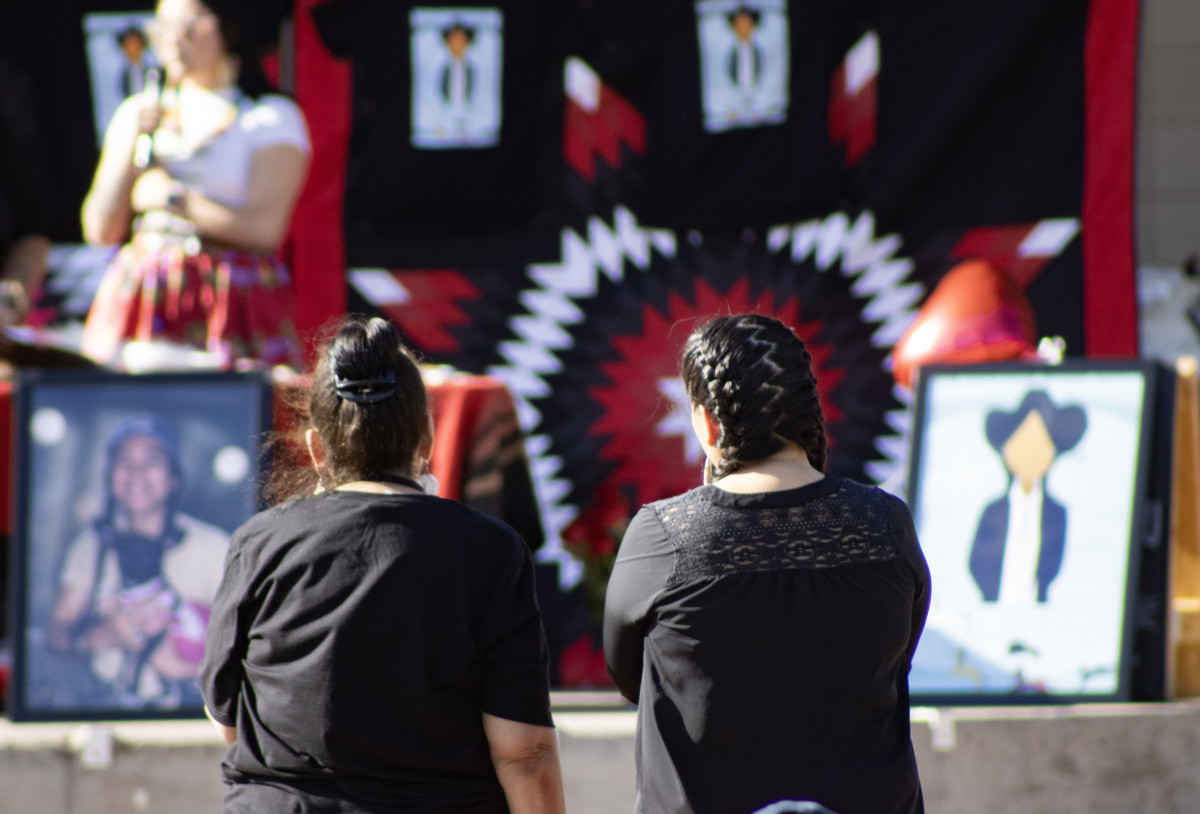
[318,0,1125,685]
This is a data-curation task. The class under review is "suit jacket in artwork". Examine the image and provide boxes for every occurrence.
[969,485,1067,603]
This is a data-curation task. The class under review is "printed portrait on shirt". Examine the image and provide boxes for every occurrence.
[83,12,161,146]
[116,25,153,98]
[696,0,789,133]
[410,7,503,149]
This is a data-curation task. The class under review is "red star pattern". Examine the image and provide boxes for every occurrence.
[585,278,842,511]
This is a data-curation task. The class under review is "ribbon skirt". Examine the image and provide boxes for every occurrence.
[81,241,303,370]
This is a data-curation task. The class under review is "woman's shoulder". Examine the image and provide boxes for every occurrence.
[643,485,708,514]
[820,476,916,524]
[237,492,522,544]
[246,93,304,117]
[248,491,322,520]
[63,523,102,559]
[227,497,308,542]
[174,512,232,547]
[239,94,310,148]
[426,496,528,543]
[399,498,535,569]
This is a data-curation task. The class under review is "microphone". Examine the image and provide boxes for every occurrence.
[132,67,163,169]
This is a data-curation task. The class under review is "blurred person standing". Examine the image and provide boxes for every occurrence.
[0,58,51,329]
[605,314,930,814]
[80,0,309,370]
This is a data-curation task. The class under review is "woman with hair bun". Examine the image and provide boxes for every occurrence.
[604,313,930,814]
[199,315,564,814]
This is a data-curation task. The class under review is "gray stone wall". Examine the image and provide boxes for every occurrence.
[1137,0,1200,268]
[5,704,1200,814]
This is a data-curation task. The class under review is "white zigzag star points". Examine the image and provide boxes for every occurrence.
[774,210,924,494]
[491,207,921,588]
[488,207,676,588]
[657,378,705,465]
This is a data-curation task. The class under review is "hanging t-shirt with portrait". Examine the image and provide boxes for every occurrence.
[696,0,789,132]
[576,0,856,231]
[410,8,503,149]
[312,0,562,264]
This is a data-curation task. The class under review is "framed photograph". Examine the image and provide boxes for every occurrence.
[906,361,1166,704]
[8,370,271,722]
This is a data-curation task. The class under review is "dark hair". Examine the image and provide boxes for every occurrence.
[727,7,762,26]
[442,22,476,44]
[199,0,288,99]
[307,315,429,487]
[116,25,148,48]
[681,313,827,478]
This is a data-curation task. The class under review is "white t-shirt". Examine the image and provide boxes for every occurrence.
[108,88,310,208]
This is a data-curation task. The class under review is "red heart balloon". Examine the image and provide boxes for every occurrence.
[892,259,1038,389]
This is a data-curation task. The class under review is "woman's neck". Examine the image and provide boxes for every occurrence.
[332,470,424,495]
[179,57,236,94]
[179,75,231,95]
[119,508,169,538]
[710,446,824,494]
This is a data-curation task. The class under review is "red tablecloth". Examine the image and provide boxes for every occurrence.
[423,373,543,547]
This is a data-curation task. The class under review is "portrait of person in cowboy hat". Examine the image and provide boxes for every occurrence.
[969,390,1087,605]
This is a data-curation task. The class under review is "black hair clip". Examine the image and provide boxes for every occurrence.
[334,370,397,404]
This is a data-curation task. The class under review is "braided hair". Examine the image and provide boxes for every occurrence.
[308,315,429,486]
[680,314,827,479]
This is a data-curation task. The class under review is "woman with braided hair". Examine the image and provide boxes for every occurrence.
[604,313,930,814]
[199,315,564,814]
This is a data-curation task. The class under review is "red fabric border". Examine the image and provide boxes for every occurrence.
[290,0,352,365]
[1083,0,1141,356]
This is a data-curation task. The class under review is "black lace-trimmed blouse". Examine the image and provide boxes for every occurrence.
[603,476,930,814]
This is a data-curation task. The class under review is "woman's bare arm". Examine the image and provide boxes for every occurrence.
[133,143,308,254]
[205,706,237,745]
[482,712,565,814]
[81,98,160,246]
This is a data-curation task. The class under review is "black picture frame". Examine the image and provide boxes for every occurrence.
[905,360,1167,705]
[8,370,271,722]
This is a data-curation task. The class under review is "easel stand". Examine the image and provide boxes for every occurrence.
[1169,357,1200,697]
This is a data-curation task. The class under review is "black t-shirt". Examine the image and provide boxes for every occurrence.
[576,0,853,231]
[200,491,553,814]
[604,476,929,814]
[311,0,564,265]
